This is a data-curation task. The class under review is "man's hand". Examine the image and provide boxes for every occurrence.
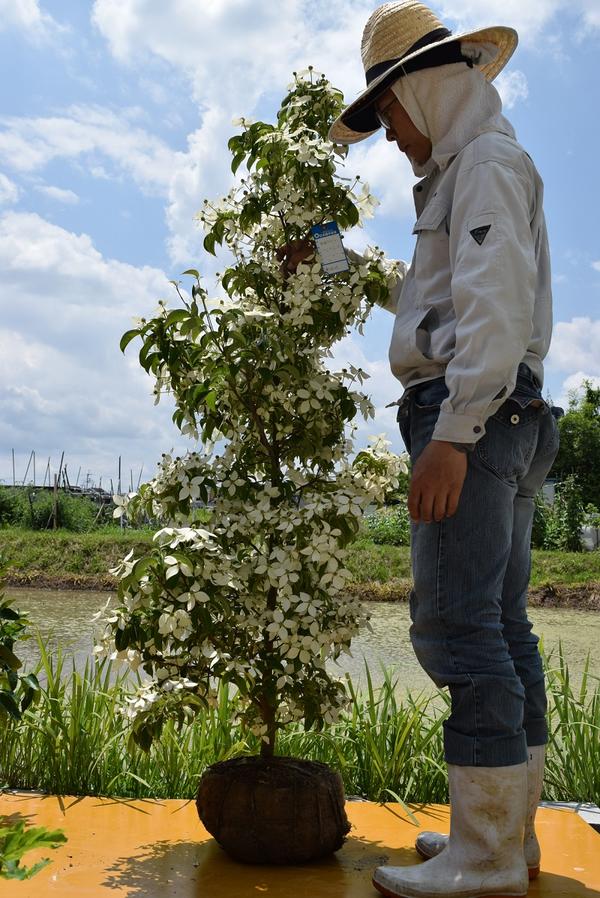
[408,440,468,524]
[276,237,315,279]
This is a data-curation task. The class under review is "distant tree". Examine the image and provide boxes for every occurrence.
[550,381,600,508]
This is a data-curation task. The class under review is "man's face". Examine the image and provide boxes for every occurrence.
[374,88,432,166]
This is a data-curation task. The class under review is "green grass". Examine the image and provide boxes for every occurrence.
[0,528,153,583]
[1,527,599,590]
[0,636,598,806]
[529,550,600,587]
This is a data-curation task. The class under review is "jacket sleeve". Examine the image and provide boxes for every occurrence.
[346,247,407,315]
[432,158,537,444]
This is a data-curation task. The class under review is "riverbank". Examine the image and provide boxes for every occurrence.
[2,528,600,608]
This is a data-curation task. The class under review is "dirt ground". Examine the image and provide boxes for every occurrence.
[6,572,600,611]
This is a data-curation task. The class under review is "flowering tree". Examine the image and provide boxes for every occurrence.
[96,68,407,760]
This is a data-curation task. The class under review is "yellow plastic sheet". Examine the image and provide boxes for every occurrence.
[1,792,598,896]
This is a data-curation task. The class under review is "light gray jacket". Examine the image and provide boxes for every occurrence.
[349,130,553,445]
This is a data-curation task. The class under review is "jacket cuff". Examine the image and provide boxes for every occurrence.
[432,410,486,444]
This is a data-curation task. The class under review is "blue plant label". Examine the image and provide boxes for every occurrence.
[310,221,350,275]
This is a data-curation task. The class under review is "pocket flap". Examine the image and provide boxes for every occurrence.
[412,201,448,234]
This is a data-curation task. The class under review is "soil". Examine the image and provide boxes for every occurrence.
[5,571,600,611]
[196,755,350,864]
[348,578,600,611]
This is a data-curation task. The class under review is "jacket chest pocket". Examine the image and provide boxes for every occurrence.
[412,201,450,300]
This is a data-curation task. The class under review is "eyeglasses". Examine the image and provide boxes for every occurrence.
[374,104,393,131]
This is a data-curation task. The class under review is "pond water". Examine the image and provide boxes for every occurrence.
[6,587,599,694]
[8,589,600,692]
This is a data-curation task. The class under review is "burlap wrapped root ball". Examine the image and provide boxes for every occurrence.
[196,756,351,864]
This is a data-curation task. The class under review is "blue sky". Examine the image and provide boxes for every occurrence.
[1,0,599,489]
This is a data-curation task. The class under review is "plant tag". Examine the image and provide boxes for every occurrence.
[310,221,350,275]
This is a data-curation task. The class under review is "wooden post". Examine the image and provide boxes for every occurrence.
[23,450,33,484]
[53,474,58,530]
[56,451,65,492]
[11,449,15,486]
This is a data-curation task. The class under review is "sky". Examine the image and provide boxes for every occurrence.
[1,0,599,490]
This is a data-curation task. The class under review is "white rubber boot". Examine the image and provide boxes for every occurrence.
[523,744,544,877]
[415,745,545,880]
[372,763,529,898]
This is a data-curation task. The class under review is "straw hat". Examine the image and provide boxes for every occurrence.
[328,1,517,145]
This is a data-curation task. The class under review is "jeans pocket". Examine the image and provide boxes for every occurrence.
[476,398,542,481]
[412,377,448,410]
[397,401,412,454]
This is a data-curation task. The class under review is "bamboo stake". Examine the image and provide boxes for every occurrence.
[23,450,33,484]
[53,474,58,530]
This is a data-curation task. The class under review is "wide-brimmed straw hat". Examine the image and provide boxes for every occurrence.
[328,1,517,145]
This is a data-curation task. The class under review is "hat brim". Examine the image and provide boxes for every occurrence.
[328,26,518,145]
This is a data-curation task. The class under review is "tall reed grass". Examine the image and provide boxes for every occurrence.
[1,636,597,806]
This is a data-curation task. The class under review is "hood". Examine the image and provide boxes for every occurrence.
[390,56,516,177]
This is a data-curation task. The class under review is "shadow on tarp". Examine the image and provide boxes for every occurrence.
[101,831,600,898]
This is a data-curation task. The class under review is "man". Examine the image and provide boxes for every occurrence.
[284,3,559,897]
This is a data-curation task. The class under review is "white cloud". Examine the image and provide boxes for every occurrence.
[0,173,19,205]
[326,331,408,455]
[439,0,564,45]
[91,0,372,109]
[0,0,65,43]
[36,185,79,205]
[340,138,416,223]
[89,0,376,262]
[165,109,241,266]
[495,70,529,109]
[0,105,181,196]
[0,211,187,485]
[555,371,600,410]
[547,317,600,376]
[592,261,600,272]
[579,0,600,34]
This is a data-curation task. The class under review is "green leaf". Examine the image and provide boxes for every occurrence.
[203,233,217,256]
[231,153,245,175]
[114,628,129,652]
[181,269,200,278]
[119,329,140,353]
[21,673,40,691]
[0,608,20,621]
[0,691,21,719]
[0,646,22,671]
[1,858,52,880]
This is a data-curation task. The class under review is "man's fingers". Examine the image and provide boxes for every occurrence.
[433,492,449,523]
[410,484,435,524]
[407,484,421,521]
[419,492,435,524]
[445,485,462,519]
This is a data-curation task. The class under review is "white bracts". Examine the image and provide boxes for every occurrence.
[372,763,529,898]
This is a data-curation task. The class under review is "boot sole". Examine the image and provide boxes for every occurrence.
[372,880,527,898]
[415,844,540,880]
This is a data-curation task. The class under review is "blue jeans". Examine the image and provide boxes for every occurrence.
[396,367,560,767]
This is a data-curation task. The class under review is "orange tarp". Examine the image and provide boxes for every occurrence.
[1,792,599,896]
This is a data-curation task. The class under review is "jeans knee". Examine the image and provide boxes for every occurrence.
[410,626,447,686]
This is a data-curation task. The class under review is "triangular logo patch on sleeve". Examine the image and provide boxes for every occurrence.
[470,225,491,245]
